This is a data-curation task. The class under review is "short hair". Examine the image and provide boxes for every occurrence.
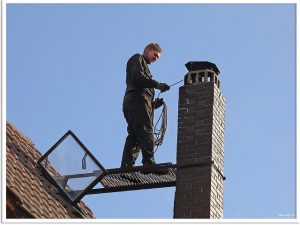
[144,43,162,53]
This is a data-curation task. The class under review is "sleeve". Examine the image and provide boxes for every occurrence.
[128,55,158,88]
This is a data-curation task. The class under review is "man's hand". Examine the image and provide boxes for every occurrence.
[153,98,164,109]
[156,82,170,92]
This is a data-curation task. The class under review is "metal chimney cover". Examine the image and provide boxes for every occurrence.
[185,61,220,75]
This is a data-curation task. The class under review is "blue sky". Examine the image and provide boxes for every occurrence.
[6,3,296,219]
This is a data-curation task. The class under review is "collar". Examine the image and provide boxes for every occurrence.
[142,54,150,64]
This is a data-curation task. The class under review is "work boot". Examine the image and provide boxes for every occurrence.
[142,160,169,175]
[141,161,155,174]
[142,159,156,167]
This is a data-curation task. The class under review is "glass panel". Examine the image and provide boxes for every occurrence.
[40,133,104,202]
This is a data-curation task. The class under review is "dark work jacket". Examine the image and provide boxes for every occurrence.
[123,54,158,112]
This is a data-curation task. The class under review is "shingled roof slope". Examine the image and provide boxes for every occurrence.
[6,121,95,219]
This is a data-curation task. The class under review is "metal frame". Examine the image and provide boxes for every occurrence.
[177,160,226,180]
[37,131,226,205]
[88,181,176,194]
[37,130,107,205]
[86,161,226,194]
[87,163,177,194]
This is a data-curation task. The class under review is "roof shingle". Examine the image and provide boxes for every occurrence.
[6,121,95,219]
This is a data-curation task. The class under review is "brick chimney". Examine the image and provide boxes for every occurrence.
[173,62,226,218]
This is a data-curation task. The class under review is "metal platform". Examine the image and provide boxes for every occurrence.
[87,163,177,194]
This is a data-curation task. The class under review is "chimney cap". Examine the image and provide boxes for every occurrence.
[185,61,220,75]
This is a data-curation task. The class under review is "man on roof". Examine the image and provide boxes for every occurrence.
[121,43,170,168]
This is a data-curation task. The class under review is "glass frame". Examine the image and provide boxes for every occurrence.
[37,130,107,205]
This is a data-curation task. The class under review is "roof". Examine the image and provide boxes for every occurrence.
[6,121,95,219]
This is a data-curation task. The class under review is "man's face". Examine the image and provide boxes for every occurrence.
[144,49,161,64]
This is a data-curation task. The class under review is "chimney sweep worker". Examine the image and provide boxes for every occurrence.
[121,43,170,168]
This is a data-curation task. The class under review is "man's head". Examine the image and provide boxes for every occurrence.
[143,43,162,64]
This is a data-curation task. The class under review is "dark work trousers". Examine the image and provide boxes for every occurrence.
[121,100,155,167]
